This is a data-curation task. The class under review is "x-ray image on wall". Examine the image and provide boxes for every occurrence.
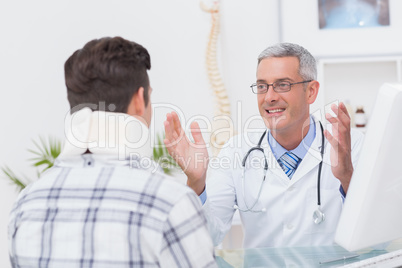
[318,0,390,29]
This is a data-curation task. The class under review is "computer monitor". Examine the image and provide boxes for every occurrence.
[334,83,402,251]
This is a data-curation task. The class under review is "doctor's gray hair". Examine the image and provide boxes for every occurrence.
[258,43,317,81]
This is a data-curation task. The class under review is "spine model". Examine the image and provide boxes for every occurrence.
[200,0,232,156]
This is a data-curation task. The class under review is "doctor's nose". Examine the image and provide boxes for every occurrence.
[264,86,280,103]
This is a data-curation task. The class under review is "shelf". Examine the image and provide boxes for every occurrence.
[314,55,402,127]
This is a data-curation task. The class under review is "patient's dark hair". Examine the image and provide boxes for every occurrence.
[64,36,151,113]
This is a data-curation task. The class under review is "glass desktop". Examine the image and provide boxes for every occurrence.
[215,238,402,268]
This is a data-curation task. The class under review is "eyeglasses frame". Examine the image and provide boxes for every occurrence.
[250,80,313,94]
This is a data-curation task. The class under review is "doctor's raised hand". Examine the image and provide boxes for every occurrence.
[324,102,353,194]
[164,112,209,195]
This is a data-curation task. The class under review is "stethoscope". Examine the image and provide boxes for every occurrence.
[233,122,326,225]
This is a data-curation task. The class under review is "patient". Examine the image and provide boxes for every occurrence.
[8,36,217,268]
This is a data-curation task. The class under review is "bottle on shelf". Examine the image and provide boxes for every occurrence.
[355,106,367,128]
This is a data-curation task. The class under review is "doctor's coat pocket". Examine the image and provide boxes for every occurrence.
[305,187,343,238]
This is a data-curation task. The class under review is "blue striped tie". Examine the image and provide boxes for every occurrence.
[277,152,301,179]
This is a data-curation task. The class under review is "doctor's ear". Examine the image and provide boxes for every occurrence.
[307,81,320,104]
[127,87,145,116]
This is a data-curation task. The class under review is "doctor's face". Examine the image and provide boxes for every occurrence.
[256,56,317,135]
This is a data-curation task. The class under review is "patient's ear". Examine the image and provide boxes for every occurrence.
[127,87,145,116]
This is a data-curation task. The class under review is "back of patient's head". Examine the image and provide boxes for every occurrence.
[65,36,151,114]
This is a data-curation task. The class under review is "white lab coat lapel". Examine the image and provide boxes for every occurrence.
[291,119,324,185]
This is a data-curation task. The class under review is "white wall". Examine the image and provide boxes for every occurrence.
[0,0,278,266]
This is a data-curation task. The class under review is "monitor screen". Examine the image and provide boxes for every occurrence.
[335,83,402,251]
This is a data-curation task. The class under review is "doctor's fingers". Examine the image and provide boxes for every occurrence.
[325,113,339,139]
[330,103,351,130]
[325,120,351,151]
[324,130,342,158]
[190,121,206,145]
[325,111,349,139]
[171,112,184,137]
[324,129,335,145]
[165,113,186,141]
[163,116,175,141]
[336,103,352,147]
[164,120,184,150]
[328,104,352,146]
[164,121,176,147]
[324,128,351,161]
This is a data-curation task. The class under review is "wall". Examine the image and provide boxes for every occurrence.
[0,0,278,266]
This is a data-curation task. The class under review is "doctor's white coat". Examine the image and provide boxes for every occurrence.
[203,119,364,248]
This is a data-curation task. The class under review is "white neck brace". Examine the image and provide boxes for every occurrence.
[59,108,152,160]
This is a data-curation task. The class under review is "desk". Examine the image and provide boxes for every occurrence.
[215,239,402,267]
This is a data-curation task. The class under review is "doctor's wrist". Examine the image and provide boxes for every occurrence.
[335,166,353,195]
[186,178,206,196]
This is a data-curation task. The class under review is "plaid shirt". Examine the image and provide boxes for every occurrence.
[8,154,217,268]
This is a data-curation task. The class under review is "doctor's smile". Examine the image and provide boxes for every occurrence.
[266,108,286,114]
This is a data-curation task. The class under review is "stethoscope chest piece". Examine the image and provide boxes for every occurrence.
[313,206,325,224]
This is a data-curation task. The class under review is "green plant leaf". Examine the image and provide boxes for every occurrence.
[50,139,61,159]
[28,136,62,176]
[31,139,46,156]
[39,136,50,156]
[33,159,52,167]
[27,149,42,156]
[40,165,52,174]
[3,136,62,192]
[1,166,27,192]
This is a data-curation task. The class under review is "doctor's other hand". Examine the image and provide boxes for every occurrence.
[164,112,209,195]
[324,102,353,194]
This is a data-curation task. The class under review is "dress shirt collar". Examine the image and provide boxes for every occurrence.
[268,116,316,160]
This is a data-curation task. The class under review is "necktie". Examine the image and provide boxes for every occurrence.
[277,152,301,179]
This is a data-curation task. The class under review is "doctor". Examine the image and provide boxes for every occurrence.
[164,43,364,248]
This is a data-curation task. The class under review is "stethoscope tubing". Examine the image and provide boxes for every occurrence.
[317,122,325,206]
[238,122,326,221]
[238,132,268,212]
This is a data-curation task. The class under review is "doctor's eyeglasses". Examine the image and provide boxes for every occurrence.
[250,80,312,94]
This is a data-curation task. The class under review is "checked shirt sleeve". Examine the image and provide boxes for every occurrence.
[159,191,217,268]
